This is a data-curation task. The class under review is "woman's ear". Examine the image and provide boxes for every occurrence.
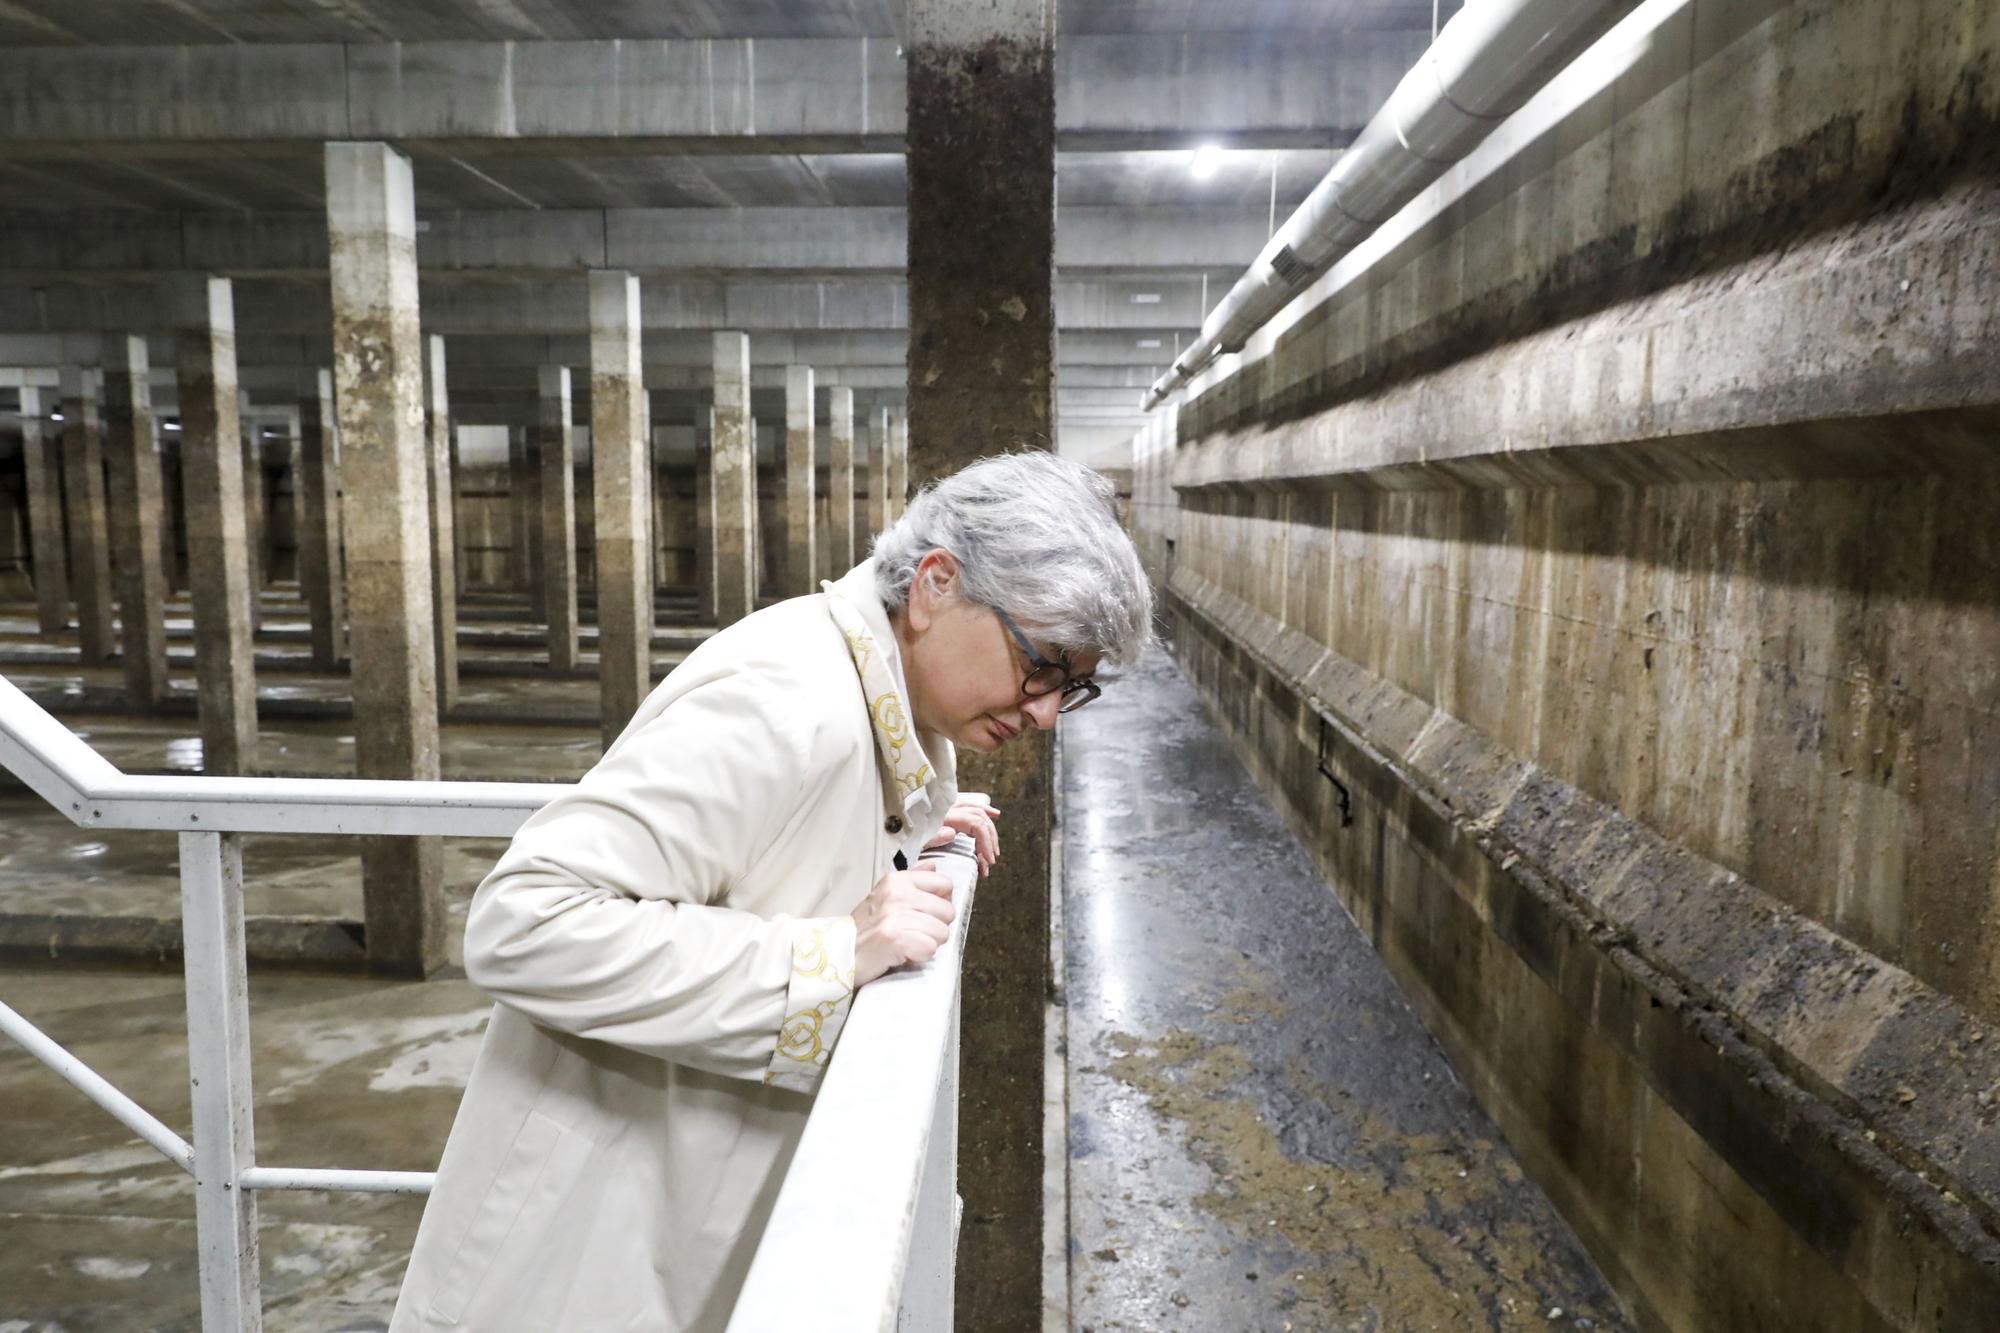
[906,550,960,634]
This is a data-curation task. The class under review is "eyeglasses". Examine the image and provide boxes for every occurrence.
[994,606,1100,713]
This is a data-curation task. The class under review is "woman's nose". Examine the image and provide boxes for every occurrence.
[1024,690,1064,730]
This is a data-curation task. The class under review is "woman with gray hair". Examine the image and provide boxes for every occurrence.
[391,450,1152,1332]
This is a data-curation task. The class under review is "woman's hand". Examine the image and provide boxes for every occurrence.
[852,865,957,987]
[924,791,1002,877]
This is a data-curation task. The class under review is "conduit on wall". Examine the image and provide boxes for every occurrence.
[1143,0,1642,410]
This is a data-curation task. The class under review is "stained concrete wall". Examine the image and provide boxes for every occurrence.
[1132,1,2000,1328]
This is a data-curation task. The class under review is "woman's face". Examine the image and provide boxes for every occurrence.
[896,552,1100,754]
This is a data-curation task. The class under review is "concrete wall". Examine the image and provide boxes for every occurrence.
[1133,1,2000,1328]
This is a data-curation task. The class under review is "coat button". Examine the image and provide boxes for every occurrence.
[884,815,904,834]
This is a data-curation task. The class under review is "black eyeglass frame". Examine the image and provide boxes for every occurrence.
[994,606,1101,713]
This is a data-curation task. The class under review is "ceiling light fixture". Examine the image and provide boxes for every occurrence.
[1189,144,1224,180]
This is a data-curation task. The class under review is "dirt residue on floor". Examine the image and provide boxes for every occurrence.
[1102,1028,1621,1330]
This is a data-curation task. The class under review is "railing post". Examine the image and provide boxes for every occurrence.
[899,988,962,1329]
[180,830,262,1331]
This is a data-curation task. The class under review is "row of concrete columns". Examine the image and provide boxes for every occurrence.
[22,351,908,725]
[13,148,916,979]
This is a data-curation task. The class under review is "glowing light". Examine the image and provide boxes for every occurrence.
[1189,143,1224,180]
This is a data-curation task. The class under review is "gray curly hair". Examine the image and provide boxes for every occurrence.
[872,451,1154,667]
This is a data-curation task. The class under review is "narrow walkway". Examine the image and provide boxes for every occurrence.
[1061,652,1628,1332]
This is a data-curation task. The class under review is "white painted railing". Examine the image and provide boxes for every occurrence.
[731,837,976,1333]
[0,670,972,1331]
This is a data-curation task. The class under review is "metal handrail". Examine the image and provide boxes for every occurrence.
[2,671,971,1330]
[730,837,977,1333]
[0,672,556,835]
[0,669,569,1329]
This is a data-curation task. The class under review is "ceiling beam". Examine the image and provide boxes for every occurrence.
[0,275,1209,335]
[0,205,1270,277]
[0,33,1421,155]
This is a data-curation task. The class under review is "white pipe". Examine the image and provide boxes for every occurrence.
[239,1166,435,1194]
[1144,0,1640,409]
[0,998,198,1177]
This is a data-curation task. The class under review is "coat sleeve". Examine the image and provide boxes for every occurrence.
[462,669,858,1093]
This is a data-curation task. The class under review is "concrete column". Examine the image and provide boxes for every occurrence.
[750,416,764,595]
[712,332,755,628]
[18,385,69,635]
[59,366,115,664]
[169,275,259,775]
[238,391,265,633]
[643,392,664,596]
[159,431,183,593]
[272,408,300,586]
[525,424,546,605]
[589,271,654,744]
[889,409,910,521]
[296,368,347,668]
[827,386,856,578]
[538,365,579,672]
[449,427,469,591]
[101,335,171,708]
[784,365,817,594]
[423,333,459,715]
[507,423,534,595]
[907,1,1057,1318]
[694,401,716,623]
[326,140,444,978]
[869,404,892,541]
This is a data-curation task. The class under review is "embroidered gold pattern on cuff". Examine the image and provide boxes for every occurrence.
[764,918,857,1092]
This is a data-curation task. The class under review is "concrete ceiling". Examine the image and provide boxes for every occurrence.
[0,0,1439,468]
[0,1,1439,44]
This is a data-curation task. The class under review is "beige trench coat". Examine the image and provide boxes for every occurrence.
[390,560,957,1331]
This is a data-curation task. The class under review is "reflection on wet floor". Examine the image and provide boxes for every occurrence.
[1062,652,1628,1332]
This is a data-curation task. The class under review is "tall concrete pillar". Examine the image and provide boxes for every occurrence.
[538,365,579,672]
[169,275,259,774]
[784,365,817,594]
[507,423,534,595]
[869,404,892,541]
[282,408,303,585]
[827,386,856,578]
[18,385,69,635]
[448,427,469,591]
[101,334,171,708]
[238,392,265,633]
[642,392,664,597]
[326,139,444,978]
[59,366,115,664]
[159,430,184,594]
[589,272,653,743]
[423,333,459,715]
[297,368,347,668]
[907,1,1057,1319]
[749,416,764,595]
[694,401,716,623]
[712,332,755,628]
[889,409,910,521]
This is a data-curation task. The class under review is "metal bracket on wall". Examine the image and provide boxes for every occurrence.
[1315,714,1355,829]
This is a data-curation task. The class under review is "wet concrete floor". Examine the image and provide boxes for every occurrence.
[1061,652,1629,1332]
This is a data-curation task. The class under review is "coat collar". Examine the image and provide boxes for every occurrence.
[822,561,957,846]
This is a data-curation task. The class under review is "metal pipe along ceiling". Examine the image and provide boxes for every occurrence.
[1143,0,1643,410]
